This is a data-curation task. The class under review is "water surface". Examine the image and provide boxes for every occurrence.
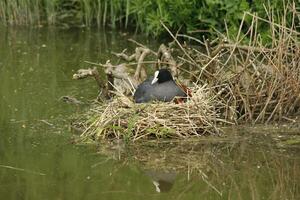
[0,26,299,200]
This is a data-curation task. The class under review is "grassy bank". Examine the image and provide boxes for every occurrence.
[73,4,300,141]
[1,0,298,38]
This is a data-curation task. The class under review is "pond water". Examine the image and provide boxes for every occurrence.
[0,26,299,200]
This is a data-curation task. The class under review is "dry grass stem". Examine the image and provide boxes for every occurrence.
[74,4,300,141]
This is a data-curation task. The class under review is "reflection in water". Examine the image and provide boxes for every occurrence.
[0,25,299,200]
[145,170,176,193]
[97,134,300,199]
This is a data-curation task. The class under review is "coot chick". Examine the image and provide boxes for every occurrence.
[134,69,187,103]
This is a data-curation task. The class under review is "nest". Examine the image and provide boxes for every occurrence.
[77,85,224,141]
[73,7,300,142]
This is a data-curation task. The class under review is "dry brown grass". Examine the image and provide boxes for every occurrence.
[178,7,300,124]
[76,85,227,142]
[75,2,300,141]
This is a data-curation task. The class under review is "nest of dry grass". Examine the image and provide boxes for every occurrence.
[77,85,226,141]
[73,3,300,141]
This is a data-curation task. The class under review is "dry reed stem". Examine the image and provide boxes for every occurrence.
[76,4,300,141]
[181,9,300,123]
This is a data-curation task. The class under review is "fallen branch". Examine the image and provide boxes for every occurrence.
[73,67,110,98]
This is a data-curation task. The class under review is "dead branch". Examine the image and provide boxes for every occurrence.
[157,44,178,77]
[113,47,151,82]
[134,48,150,81]
[73,67,110,98]
[103,60,139,95]
[128,38,157,56]
[112,49,136,61]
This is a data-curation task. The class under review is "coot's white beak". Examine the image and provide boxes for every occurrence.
[151,71,159,84]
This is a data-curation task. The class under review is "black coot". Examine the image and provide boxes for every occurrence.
[134,69,187,103]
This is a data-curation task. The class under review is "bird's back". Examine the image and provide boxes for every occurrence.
[134,78,186,103]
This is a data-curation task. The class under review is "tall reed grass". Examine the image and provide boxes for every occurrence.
[0,0,130,28]
[0,0,296,38]
[0,0,40,25]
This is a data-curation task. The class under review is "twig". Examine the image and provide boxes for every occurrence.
[160,21,198,66]
[0,164,46,176]
[128,38,157,55]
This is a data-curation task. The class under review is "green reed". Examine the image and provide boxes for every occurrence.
[0,0,298,39]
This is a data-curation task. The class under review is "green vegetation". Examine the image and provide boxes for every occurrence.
[0,0,299,38]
